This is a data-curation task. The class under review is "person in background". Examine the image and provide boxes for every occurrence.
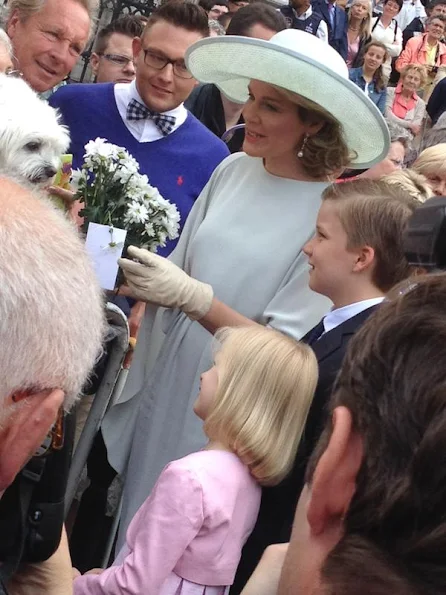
[280,0,328,42]
[412,142,446,193]
[311,0,348,58]
[421,110,446,147]
[89,15,145,84]
[370,0,403,81]
[396,14,446,97]
[231,178,417,594]
[385,64,426,139]
[0,28,13,73]
[209,18,227,34]
[185,3,287,152]
[427,69,446,121]
[218,10,234,29]
[199,0,230,19]
[396,0,426,31]
[241,274,446,595]
[228,0,249,11]
[346,0,372,67]
[73,326,318,595]
[403,0,446,47]
[383,167,434,201]
[6,0,97,93]
[349,41,388,113]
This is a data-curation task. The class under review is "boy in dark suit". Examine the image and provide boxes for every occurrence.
[231,178,419,594]
[311,0,348,59]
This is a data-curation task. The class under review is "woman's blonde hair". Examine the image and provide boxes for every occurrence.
[349,0,372,39]
[383,169,434,203]
[400,63,428,88]
[203,326,318,487]
[272,86,354,179]
[412,143,446,179]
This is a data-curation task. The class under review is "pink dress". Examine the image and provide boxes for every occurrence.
[73,450,261,595]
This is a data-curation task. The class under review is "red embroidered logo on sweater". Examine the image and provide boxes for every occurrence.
[177,175,184,186]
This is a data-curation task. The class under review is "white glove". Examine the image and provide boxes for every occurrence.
[118,246,214,321]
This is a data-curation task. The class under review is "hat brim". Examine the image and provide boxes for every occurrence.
[186,36,390,169]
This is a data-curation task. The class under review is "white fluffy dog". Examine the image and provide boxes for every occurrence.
[0,74,70,186]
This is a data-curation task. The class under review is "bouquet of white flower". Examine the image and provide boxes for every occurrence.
[73,138,180,252]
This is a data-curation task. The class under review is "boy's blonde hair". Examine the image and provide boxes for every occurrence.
[412,143,446,180]
[204,326,318,487]
[322,179,418,292]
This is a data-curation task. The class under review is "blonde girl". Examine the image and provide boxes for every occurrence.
[73,326,318,595]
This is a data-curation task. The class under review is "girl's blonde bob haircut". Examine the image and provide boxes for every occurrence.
[203,326,318,487]
[272,86,354,179]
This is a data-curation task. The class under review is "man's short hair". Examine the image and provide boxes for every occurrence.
[322,179,418,292]
[307,273,446,594]
[7,0,99,37]
[8,0,99,20]
[143,0,210,39]
[226,2,287,35]
[94,15,146,54]
[0,178,105,415]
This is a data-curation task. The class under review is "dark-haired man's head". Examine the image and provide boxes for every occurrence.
[90,15,145,83]
[199,0,230,19]
[280,273,446,595]
[226,2,287,38]
[133,1,209,112]
[427,0,446,17]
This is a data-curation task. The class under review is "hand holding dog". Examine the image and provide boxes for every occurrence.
[118,246,214,320]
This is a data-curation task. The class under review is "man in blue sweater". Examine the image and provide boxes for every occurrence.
[50,1,229,256]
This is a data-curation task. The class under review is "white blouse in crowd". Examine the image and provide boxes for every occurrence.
[371,16,403,77]
[395,0,426,32]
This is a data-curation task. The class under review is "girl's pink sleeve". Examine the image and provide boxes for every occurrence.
[73,463,204,595]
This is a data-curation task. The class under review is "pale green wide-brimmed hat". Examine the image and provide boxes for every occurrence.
[185,29,390,169]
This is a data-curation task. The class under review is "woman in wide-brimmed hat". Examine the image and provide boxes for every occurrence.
[102,29,390,567]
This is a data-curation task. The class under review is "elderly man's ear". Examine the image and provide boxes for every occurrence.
[0,389,64,494]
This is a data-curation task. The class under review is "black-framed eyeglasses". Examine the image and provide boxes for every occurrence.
[142,48,192,79]
[98,53,135,66]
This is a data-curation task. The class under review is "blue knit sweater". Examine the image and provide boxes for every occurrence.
[50,83,229,255]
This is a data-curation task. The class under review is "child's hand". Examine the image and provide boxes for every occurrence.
[240,544,289,595]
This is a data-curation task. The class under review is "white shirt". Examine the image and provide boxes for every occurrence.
[322,297,384,335]
[114,80,188,143]
[295,6,329,43]
[371,16,403,76]
[395,0,426,32]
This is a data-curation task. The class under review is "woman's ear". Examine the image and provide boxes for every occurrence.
[307,406,363,536]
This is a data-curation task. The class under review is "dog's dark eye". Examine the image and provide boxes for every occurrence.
[25,142,42,152]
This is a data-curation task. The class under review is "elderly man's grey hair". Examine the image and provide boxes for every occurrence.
[0,29,12,57]
[0,177,105,414]
[7,0,99,36]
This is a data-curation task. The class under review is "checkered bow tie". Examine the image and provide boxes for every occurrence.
[126,98,176,136]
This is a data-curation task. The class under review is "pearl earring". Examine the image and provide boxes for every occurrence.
[297,134,309,159]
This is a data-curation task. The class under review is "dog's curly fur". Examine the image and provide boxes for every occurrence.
[0,74,70,186]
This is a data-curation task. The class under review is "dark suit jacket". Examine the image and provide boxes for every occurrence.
[230,305,379,595]
[312,0,348,60]
[427,77,446,125]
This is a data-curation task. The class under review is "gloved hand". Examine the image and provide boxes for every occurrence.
[118,246,214,321]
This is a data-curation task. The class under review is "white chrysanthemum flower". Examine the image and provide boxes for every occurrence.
[84,138,117,160]
[70,168,85,191]
[144,222,155,236]
[125,201,149,224]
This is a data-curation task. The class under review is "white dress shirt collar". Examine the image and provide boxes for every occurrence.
[322,297,384,335]
[294,5,313,19]
[114,80,188,143]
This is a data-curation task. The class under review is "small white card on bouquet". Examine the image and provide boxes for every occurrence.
[85,222,127,290]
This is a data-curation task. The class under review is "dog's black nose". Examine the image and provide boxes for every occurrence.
[43,166,57,179]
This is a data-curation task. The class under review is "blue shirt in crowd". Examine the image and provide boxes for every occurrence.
[49,83,229,256]
[348,67,387,115]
